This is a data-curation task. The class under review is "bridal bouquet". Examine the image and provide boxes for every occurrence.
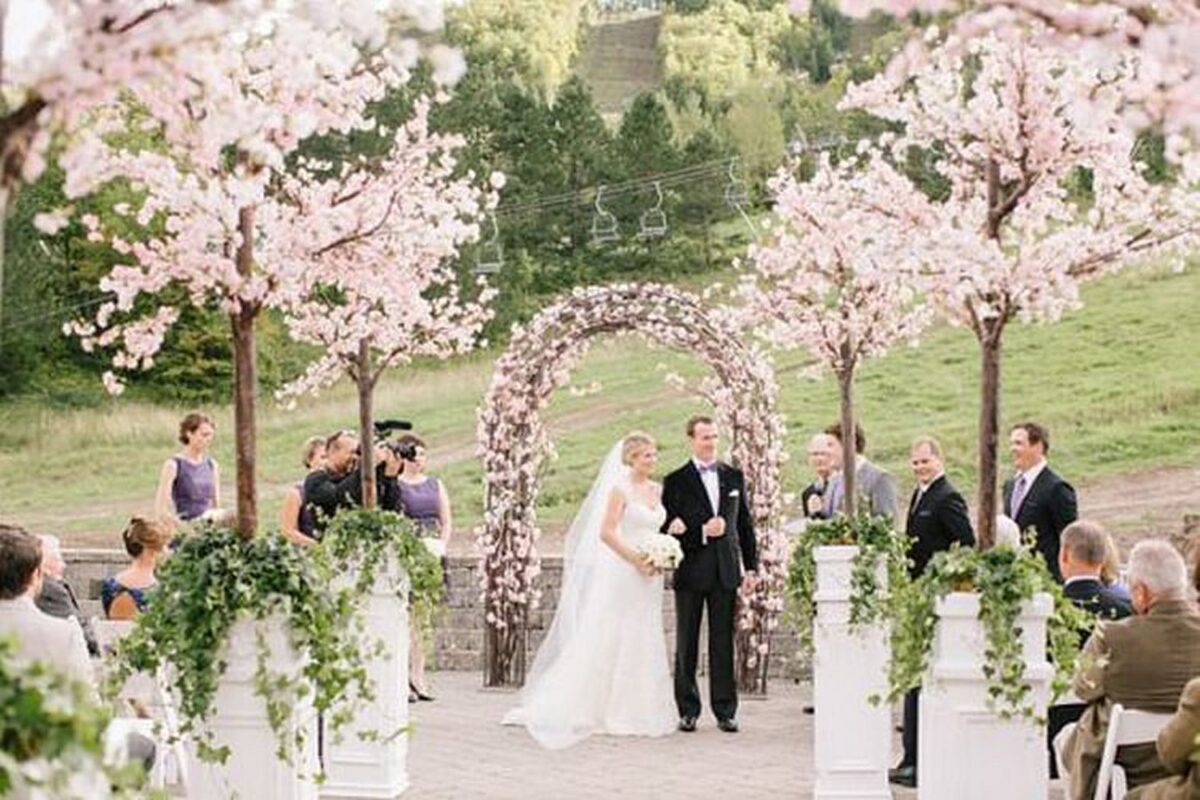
[422,537,446,559]
[638,536,684,570]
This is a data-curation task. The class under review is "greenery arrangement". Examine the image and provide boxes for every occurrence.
[785,514,911,653]
[109,527,373,765]
[884,543,1092,721]
[0,638,145,798]
[320,508,444,613]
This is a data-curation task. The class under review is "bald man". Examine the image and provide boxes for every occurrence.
[801,433,835,520]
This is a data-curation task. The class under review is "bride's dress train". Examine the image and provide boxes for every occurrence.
[503,447,676,749]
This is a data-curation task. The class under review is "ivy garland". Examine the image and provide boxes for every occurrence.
[0,638,145,797]
[785,514,911,653]
[110,528,374,766]
[884,543,1093,722]
[320,509,444,616]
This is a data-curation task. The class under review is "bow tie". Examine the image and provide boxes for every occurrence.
[697,462,718,474]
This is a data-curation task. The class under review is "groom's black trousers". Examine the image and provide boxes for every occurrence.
[674,587,737,722]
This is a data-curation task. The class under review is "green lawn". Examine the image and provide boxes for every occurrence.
[1,264,1198,546]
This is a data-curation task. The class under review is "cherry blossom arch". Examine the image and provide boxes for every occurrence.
[476,282,788,690]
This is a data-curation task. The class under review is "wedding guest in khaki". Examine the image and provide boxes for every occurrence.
[1127,677,1200,800]
[1059,540,1200,800]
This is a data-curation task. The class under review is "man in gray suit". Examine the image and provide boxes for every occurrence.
[823,422,899,522]
[34,534,99,656]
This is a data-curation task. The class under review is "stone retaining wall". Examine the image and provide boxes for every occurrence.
[65,550,808,680]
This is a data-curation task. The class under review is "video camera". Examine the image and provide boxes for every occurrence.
[373,418,418,461]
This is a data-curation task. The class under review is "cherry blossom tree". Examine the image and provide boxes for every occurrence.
[796,1,1200,181]
[59,4,459,537]
[843,32,1197,546]
[737,148,934,519]
[275,102,499,508]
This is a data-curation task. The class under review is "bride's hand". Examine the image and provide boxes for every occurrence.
[667,517,686,536]
[635,554,658,577]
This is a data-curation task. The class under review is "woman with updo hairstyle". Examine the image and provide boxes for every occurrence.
[155,411,220,525]
[281,436,327,546]
[102,517,171,620]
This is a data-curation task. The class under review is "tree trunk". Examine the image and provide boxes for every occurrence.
[0,186,8,332]
[357,338,377,510]
[231,205,258,539]
[837,357,857,520]
[975,330,1003,549]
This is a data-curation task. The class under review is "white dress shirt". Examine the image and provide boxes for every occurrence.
[693,458,720,546]
[1011,458,1048,517]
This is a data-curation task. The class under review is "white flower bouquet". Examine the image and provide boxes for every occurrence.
[638,536,684,570]
[422,537,446,559]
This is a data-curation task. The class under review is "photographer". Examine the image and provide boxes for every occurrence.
[303,429,402,533]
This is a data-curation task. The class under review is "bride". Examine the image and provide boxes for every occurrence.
[503,432,681,749]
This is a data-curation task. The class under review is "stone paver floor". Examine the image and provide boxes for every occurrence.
[406,671,1065,799]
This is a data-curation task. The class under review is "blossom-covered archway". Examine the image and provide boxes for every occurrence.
[476,282,788,691]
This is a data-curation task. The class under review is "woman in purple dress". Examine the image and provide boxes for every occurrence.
[281,436,327,546]
[155,412,220,525]
[393,435,452,702]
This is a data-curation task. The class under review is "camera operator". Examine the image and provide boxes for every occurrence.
[303,429,402,533]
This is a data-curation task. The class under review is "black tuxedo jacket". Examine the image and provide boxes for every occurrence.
[661,461,758,592]
[905,475,975,579]
[1003,466,1077,582]
[1063,577,1133,623]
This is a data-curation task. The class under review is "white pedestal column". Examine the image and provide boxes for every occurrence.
[812,545,891,800]
[322,559,410,799]
[188,614,320,800]
[919,592,1052,800]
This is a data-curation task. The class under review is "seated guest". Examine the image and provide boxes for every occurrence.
[1126,677,1200,799]
[1048,521,1134,777]
[1101,531,1134,604]
[994,514,1021,549]
[0,525,155,769]
[34,533,99,656]
[1061,521,1134,623]
[102,517,170,620]
[0,526,94,689]
[281,436,327,546]
[1060,540,1200,800]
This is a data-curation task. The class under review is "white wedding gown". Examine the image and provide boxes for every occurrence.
[503,475,677,749]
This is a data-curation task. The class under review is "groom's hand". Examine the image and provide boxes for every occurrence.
[667,518,687,536]
[703,517,726,538]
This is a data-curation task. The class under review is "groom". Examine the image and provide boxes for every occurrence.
[662,415,758,733]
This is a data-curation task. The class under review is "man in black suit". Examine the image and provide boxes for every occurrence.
[1003,421,1078,582]
[33,533,99,656]
[891,436,975,788]
[1048,519,1133,777]
[661,415,758,734]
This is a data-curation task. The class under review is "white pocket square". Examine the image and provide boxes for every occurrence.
[728,489,740,497]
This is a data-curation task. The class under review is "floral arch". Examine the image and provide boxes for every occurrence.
[476,282,788,690]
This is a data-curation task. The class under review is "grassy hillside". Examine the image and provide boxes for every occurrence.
[1,264,1198,547]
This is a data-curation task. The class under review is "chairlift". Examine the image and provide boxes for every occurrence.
[724,158,749,209]
[590,185,619,244]
[474,213,504,275]
[636,181,668,241]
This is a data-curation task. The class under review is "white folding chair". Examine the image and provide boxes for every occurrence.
[92,617,189,795]
[1092,703,1173,800]
[92,618,135,654]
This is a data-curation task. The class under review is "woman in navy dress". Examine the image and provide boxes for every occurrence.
[281,436,327,546]
[102,517,171,620]
[155,412,220,526]
[393,435,452,702]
